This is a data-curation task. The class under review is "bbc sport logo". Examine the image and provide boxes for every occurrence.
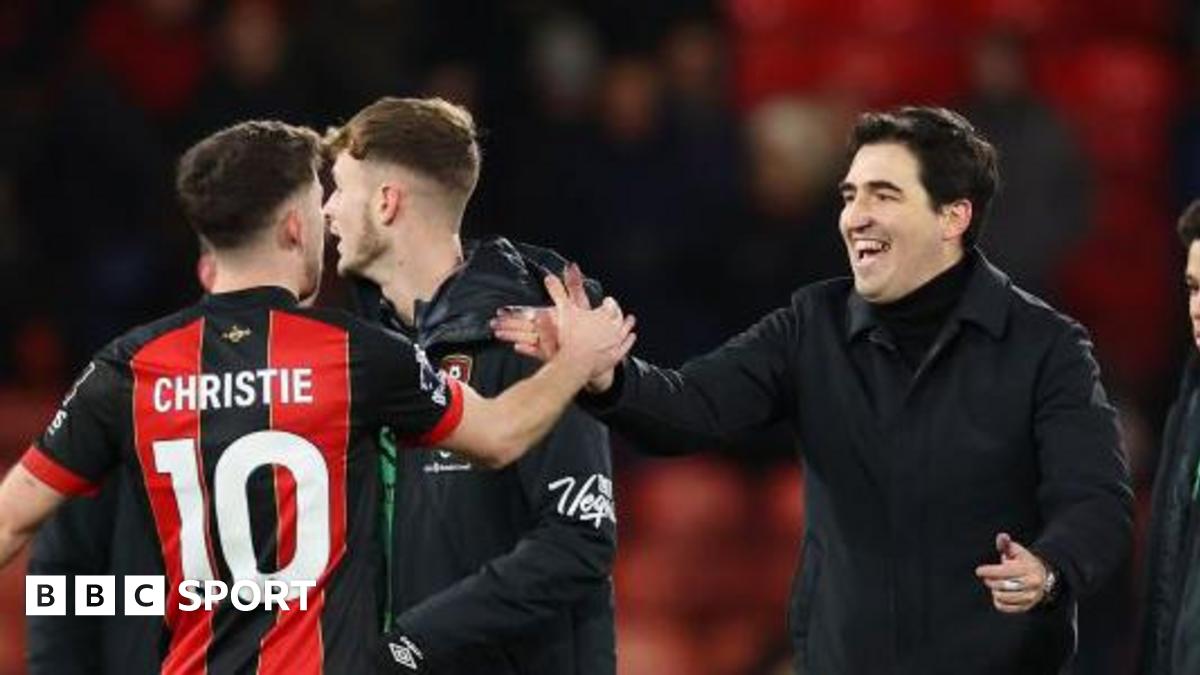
[26,576,317,616]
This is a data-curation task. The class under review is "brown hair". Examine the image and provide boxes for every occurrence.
[1179,199,1200,247]
[177,120,321,249]
[326,97,481,197]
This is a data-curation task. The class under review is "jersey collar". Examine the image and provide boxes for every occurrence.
[201,286,299,309]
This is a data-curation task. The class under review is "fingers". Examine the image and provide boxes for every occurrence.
[492,327,539,345]
[545,274,570,309]
[600,296,622,318]
[565,263,590,309]
[992,595,1036,613]
[996,532,1012,557]
[513,342,542,359]
[614,331,637,362]
[981,576,1038,595]
[974,563,1012,580]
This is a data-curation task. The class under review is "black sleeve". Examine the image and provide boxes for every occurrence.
[583,305,800,455]
[360,329,463,445]
[22,352,124,495]
[1136,357,1196,671]
[1028,322,1133,599]
[26,477,121,675]
[385,358,616,671]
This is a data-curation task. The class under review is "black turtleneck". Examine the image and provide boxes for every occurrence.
[873,253,975,370]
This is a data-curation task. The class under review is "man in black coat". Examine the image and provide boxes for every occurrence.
[1139,198,1200,675]
[495,106,1132,674]
[324,97,617,675]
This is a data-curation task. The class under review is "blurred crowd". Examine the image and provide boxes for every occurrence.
[1,0,1199,673]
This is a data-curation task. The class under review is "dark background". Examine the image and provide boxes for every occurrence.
[1,0,1198,672]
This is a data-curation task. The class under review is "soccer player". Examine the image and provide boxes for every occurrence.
[494,107,1131,674]
[0,120,634,674]
[324,97,617,674]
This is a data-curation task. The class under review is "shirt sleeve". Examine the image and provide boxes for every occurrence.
[363,329,464,445]
[1029,321,1133,599]
[581,303,801,455]
[21,355,124,497]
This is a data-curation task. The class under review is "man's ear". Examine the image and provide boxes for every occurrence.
[941,199,973,242]
[379,183,403,226]
[280,209,303,249]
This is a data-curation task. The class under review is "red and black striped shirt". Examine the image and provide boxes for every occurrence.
[21,286,463,674]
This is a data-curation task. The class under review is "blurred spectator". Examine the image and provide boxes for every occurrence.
[424,61,480,112]
[21,0,207,365]
[722,97,846,330]
[1175,36,1200,211]
[83,0,207,119]
[188,0,318,137]
[659,14,742,215]
[294,0,426,122]
[964,30,1090,299]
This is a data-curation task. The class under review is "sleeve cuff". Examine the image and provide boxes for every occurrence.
[1029,541,1075,600]
[409,378,464,447]
[578,360,628,415]
[20,445,99,497]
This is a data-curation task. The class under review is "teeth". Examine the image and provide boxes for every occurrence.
[853,240,889,259]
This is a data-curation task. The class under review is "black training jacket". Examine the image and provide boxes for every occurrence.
[1139,355,1200,675]
[360,237,617,675]
[585,253,1130,675]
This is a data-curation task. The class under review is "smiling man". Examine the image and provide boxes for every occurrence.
[493,106,1132,674]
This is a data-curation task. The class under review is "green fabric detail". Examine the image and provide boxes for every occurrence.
[379,427,399,632]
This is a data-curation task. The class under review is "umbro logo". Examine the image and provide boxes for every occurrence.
[388,643,417,670]
[221,325,252,343]
[387,636,424,671]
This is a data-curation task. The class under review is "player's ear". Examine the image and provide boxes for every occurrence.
[280,209,303,249]
[379,183,403,226]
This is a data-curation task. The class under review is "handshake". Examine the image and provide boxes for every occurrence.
[492,262,629,394]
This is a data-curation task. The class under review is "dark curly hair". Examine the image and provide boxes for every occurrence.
[176,121,322,249]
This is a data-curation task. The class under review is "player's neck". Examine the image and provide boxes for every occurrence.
[210,255,302,299]
[379,226,463,326]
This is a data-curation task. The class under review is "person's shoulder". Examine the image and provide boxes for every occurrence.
[1005,282,1088,341]
[282,305,411,346]
[788,276,854,317]
[108,304,207,364]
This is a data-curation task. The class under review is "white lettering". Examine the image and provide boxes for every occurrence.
[200,374,221,410]
[202,580,227,610]
[547,473,616,529]
[230,580,260,611]
[178,580,202,612]
[151,369,316,413]
[257,369,276,404]
[294,369,313,404]
[154,379,171,413]
[222,372,233,409]
[263,580,289,611]
[234,370,255,407]
[175,375,196,411]
[291,580,316,611]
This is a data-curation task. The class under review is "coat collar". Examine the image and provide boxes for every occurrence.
[846,250,1010,342]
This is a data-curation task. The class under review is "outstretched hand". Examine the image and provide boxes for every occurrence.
[974,532,1049,614]
[494,263,633,392]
